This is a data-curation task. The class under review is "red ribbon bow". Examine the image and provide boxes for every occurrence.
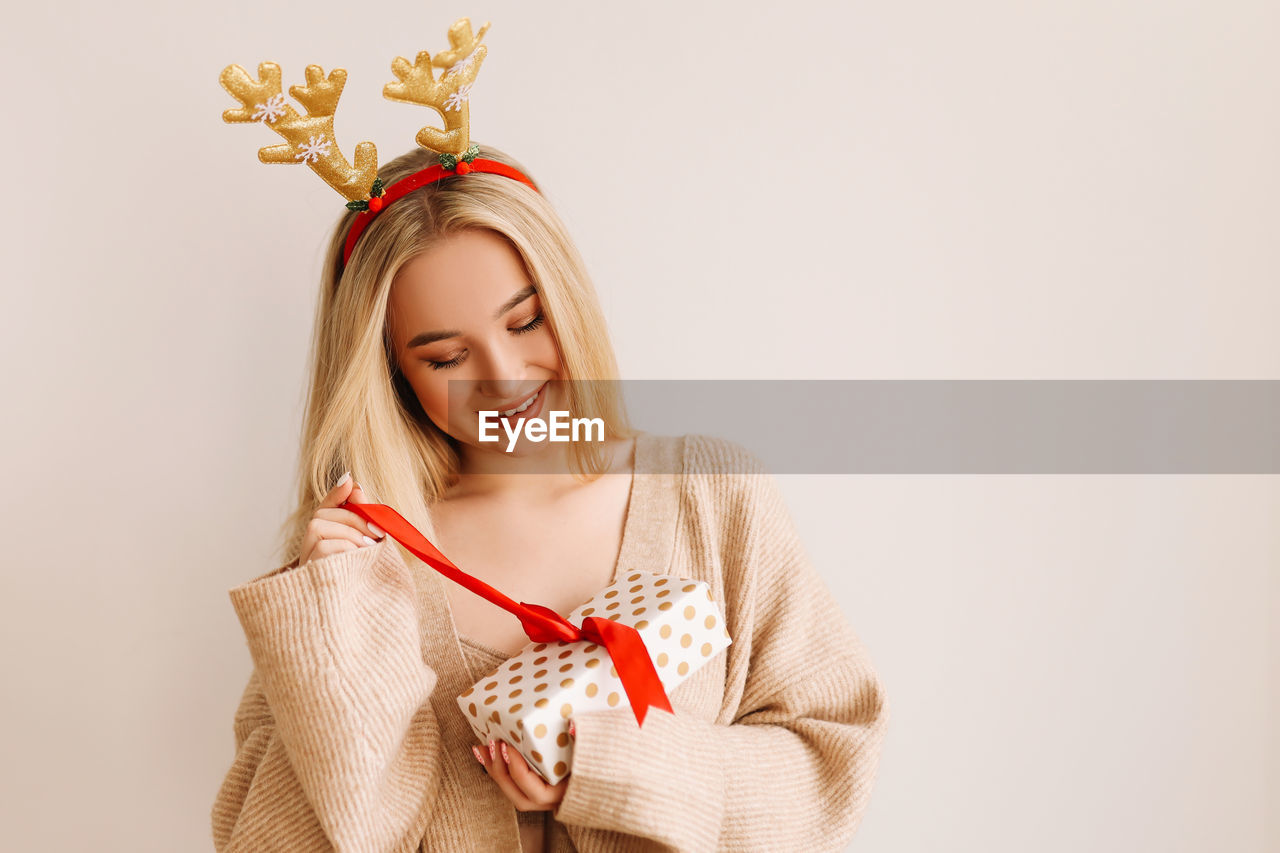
[341,499,674,727]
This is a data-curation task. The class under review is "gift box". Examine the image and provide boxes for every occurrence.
[456,569,732,785]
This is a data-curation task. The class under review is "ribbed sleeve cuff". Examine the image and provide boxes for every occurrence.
[554,705,726,852]
[223,540,441,851]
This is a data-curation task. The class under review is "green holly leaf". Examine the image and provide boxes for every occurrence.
[370,177,386,197]
[439,152,458,170]
[346,200,369,211]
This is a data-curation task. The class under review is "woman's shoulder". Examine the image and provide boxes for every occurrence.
[638,431,769,478]
[638,431,783,537]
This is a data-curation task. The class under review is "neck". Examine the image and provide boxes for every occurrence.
[447,435,632,502]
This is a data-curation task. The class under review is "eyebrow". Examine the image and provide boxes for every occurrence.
[406,285,538,348]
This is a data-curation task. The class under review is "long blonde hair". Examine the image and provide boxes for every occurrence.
[273,143,635,566]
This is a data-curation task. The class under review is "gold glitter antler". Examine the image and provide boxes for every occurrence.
[383,18,490,156]
[219,62,379,202]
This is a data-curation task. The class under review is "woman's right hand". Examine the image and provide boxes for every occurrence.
[296,472,386,567]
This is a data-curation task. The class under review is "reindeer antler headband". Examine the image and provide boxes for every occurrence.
[219,17,539,267]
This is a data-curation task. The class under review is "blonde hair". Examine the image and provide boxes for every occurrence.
[273,143,635,567]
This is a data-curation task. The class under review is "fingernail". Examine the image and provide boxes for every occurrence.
[368,523,385,539]
[488,740,496,760]
[569,720,575,738]
[500,742,509,763]
[362,536,376,546]
[472,745,485,765]
[336,471,351,487]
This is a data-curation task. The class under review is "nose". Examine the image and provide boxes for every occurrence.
[474,338,529,403]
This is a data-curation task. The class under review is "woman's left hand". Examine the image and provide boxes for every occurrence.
[474,733,570,811]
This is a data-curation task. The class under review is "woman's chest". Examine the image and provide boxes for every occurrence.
[432,476,633,657]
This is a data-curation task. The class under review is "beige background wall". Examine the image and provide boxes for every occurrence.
[1,1,1276,850]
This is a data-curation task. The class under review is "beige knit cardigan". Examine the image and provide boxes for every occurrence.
[210,432,889,852]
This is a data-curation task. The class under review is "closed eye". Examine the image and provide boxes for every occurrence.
[425,312,546,370]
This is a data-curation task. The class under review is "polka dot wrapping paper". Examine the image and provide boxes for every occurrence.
[456,570,732,785]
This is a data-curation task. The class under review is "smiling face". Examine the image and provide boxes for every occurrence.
[386,228,564,455]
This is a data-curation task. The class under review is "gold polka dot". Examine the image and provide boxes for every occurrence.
[559,663,573,673]
[509,688,523,698]
[655,577,668,586]
[534,683,548,692]
[484,681,498,690]
[489,710,500,723]
[532,750,543,762]
[606,601,620,611]
[705,615,716,629]
[607,692,620,706]
[510,661,523,670]
[484,695,497,705]
[554,760,568,775]
[534,669,547,678]
[534,656,548,665]
[656,652,669,667]
[585,658,600,669]
[584,644,599,653]
[683,583,697,592]
[660,625,672,638]
[468,702,477,716]
[582,607,595,616]
[556,733,570,747]
[461,686,474,697]
[509,703,523,713]
[517,719,524,729]
[680,633,693,648]
[608,613,620,621]
[535,698,548,708]
[706,588,713,601]
[630,595,645,604]
[635,620,649,629]
[534,723,547,737]
[509,674,523,684]
[678,661,689,675]
[684,606,695,619]
[605,590,618,599]
[658,602,673,611]
[629,584,643,593]
[628,572,641,581]
[610,665,618,677]
[656,589,671,598]
[558,649,574,659]
[560,678,575,688]
[701,642,712,656]
[510,729,520,743]
[534,643,548,652]
[560,703,573,718]
[585,683,598,697]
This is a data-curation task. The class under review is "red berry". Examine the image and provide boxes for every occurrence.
[368,196,383,212]
[456,160,472,175]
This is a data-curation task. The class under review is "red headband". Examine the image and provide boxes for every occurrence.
[342,156,540,266]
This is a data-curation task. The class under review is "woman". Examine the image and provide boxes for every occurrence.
[210,142,890,852]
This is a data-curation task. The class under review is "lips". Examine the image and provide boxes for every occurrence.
[483,382,545,417]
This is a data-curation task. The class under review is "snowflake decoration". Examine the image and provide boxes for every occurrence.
[444,83,473,112]
[444,50,477,77]
[252,93,287,123]
[294,134,332,164]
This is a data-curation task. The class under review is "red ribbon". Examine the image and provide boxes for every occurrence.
[340,499,674,727]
